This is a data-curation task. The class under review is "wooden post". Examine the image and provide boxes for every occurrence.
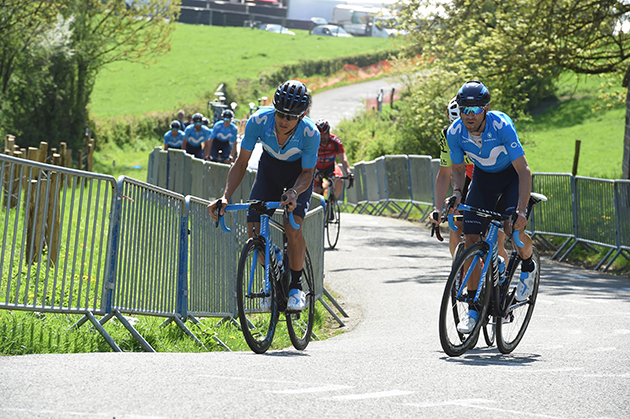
[77,149,83,171]
[47,153,62,265]
[572,139,581,177]
[26,178,47,264]
[65,148,72,169]
[60,142,67,166]
[9,150,22,208]
[2,148,12,208]
[38,141,48,163]
[86,138,94,172]
[6,135,15,153]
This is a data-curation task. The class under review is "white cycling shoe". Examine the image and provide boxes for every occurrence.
[286,289,306,311]
[456,313,477,334]
[515,260,537,302]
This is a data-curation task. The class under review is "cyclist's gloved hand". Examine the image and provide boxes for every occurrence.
[348,173,354,189]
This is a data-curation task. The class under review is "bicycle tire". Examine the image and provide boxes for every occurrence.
[325,199,341,249]
[236,237,279,354]
[482,318,496,347]
[286,248,315,350]
[496,247,540,354]
[439,242,491,357]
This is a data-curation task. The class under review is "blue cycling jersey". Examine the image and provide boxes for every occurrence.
[184,124,212,147]
[211,121,238,145]
[241,107,320,169]
[163,130,184,147]
[446,111,524,173]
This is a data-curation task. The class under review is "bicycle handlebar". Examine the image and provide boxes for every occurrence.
[217,201,300,233]
[448,204,524,248]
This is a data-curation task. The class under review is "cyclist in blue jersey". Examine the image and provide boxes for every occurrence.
[183,112,211,159]
[208,109,239,163]
[447,80,536,334]
[208,80,320,311]
[163,120,185,150]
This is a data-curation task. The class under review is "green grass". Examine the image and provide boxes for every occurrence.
[0,302,336,354]
[90,24,397,119]
[519,74,625,179]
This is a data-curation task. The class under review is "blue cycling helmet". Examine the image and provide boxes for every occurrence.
[273,80,311,117]
[456,81,491,107]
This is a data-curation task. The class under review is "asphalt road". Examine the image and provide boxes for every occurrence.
[1,213,629,419]
[310,78,403,128]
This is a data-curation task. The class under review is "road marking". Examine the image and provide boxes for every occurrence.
[614,329,630,335]
[331,390,413,400]
[404,398,571,418]
[272,385,352,394]
[198,374,300,385]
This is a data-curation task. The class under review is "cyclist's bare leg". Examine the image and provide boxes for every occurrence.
[503,220,532,260]
[332,177,344,200]
[285,215,306,272]
[498,229,509,261]
[248,222,266,265]
[464,233,482,291]
[448,219,464,257]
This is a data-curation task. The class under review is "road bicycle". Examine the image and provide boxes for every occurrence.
[438,193,546,356]
[318,172,352,249]
[217,200,315,354]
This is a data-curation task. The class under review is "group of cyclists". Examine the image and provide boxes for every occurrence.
[163,110,239,164]
[205,78,536,331]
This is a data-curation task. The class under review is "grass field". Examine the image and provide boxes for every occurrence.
[90,24,397,119]
[519,74,626,179]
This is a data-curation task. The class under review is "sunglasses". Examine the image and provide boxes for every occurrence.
[275,111,301,121]
[461,106,485,115]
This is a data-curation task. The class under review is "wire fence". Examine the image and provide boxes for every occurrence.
[1,152,326,352]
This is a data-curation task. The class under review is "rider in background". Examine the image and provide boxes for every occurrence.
[208,109,238,163]
[208,80,320,311]
[163,120,184,151]
[313,119,353,200]
[183,112,211,160]
[447,80,536,334]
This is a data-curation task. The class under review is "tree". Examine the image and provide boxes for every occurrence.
[1,0,180,151]
[392,0,630,176]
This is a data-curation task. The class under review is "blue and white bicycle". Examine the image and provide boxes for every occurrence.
[218,200,315,354]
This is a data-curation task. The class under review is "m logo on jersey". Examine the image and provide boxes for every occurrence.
[448,123,463,135]
[304,126,318,137]
[465,145,507,166]
[253,113,268,125]
[216,132,233,140]
[263,143,301,161]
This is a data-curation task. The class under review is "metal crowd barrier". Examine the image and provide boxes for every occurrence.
[1,153,327,352]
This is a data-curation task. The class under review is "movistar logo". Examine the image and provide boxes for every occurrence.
[465,146,507,166]
[254,113,268,125]
[304,126,317,137]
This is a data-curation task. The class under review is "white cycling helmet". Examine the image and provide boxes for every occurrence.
[447,97,460,123]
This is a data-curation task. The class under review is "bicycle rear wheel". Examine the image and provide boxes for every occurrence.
[496,248,540,354]
[439,243,491,357]
[482,317,496,347]
[326,199,341,249]
[286,248,315,350]
[237,237,279,354]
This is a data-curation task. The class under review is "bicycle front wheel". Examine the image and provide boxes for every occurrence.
[237,237,279,354]
[326,199,341,249]
[496,248,540,354]
[286,248,315,350]
[439,243,491,357]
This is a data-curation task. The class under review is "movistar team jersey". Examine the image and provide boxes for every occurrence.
[446,111,524,173]
[242,107,320,169]
[211,121,238,145]
[184,124,212,147]
[163,130,184,147]
[439,127,474,179]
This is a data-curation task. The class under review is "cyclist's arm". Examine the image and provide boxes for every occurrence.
[434,165,452,214]
[204,138,213,159]
[281,166,316,213]
[223,148,251,202]
[337,152,352,175]
[181,136,187,150]
[451,162,466,206]
[512,155,532,231]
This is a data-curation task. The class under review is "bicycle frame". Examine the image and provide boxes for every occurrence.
[449,204,525,312]
[219,201,300,300]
